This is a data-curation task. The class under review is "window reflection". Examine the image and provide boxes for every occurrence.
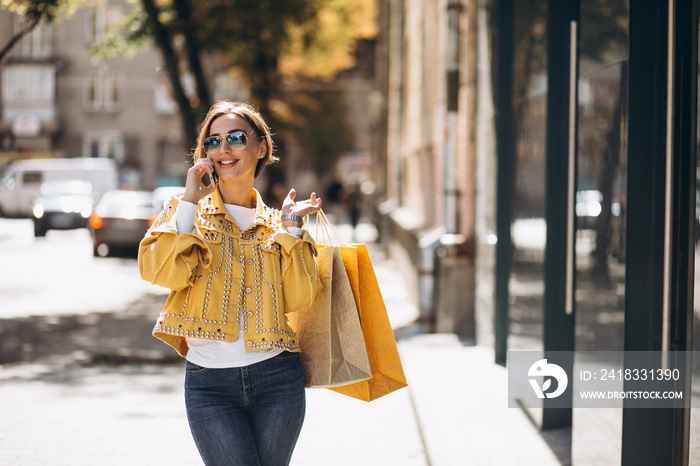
[572,2,628,463]
[691,57,700,466]
[508,0,547,356]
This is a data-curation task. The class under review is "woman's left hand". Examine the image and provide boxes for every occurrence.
[281,188,322,225]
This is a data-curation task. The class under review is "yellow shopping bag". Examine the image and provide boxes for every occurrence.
[329,243,408,401]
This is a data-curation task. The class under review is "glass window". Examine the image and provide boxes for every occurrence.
[690,7,700,459]
[508,0,547,351]
[84,6,106,44]
[22,171,42,184]
[82,130,124,163]
[1,64,55,105]
[14,17,52,58]
[507,0,547,426]
[572,2,629,464]
[83,69,124,112]
[84,4,124,45]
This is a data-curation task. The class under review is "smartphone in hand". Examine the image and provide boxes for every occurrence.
[201,171,218,187]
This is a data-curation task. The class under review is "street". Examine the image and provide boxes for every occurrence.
[0,216,581,466]
[0,219,168,320]
[0,218,176,368]
[0,218,431,466]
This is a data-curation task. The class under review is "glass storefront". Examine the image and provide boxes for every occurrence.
[572,2,629,463]
[508,0,547,352]
[690,4,700,456]
[508,0,547,424]
[497,0,696,462]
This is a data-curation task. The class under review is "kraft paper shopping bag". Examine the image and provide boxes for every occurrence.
[288,245,371,388]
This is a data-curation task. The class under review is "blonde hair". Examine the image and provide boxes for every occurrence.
[192,101,277,179]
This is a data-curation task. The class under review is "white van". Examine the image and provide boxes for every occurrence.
[0,158,119,217]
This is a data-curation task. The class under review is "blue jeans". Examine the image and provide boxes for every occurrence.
[184,352,306,466]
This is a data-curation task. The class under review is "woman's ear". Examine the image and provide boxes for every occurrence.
[259,141,267,158]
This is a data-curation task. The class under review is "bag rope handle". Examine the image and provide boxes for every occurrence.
[313,209,342,246]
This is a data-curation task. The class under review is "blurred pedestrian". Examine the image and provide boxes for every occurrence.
[138,101,322,466]
[346,183,361,240]
[324,173,344,205]
[322,173,345,222]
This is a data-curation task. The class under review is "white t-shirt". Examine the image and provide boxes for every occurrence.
[174,199,302,368]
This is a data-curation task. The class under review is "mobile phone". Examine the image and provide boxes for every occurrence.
[201,171,218,187]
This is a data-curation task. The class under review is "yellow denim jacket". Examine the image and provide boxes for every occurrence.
[138,189,319,358]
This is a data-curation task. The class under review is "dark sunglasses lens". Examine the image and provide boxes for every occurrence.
[203,137,220,154]
[226,132,247,149]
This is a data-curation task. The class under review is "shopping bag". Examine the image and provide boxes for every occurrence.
[311,210,408,401]
[288,244,371,388]
[329,243,409,401]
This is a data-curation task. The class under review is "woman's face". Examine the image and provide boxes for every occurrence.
[206,113,265,185]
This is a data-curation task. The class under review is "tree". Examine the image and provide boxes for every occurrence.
[0,0,85,66]
[91,0,376,159]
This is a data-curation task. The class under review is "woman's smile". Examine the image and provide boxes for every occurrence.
[217,158,240,168]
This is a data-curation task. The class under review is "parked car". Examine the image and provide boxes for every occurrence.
[0,157,117,217]
[32,180,95,237]
[89,190,158,257]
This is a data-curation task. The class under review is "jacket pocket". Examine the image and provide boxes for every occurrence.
[259,241,282,286]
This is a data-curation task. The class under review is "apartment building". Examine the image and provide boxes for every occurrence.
[0,1,188,188]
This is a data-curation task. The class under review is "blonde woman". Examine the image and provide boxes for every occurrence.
[139,101,322,465]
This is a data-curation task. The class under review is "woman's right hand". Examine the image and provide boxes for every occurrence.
[183,157,217,204]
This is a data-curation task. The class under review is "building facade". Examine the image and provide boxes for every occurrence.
[0,1,377,195]
[374,0,700,464]
[0,0,188,189]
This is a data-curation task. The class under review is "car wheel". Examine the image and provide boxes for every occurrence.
[94,243,110,257]
[34,220,47,237]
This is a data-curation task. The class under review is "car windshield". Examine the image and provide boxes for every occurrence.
[99,190,154,208]
[39,181,93,197]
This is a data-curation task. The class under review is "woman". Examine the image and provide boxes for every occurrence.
[138,101,322,465]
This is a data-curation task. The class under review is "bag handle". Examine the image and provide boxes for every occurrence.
[313,209,342,246]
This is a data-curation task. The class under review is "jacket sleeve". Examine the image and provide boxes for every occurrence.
[138,196,212,291]
[274,227,320,314]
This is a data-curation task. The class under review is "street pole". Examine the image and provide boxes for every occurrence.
[445,0,461,234]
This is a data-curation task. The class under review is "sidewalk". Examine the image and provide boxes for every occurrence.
[0,223,567,465]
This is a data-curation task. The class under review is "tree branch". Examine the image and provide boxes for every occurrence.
[140,0,198,153]
[173,0,211,111]
[0,19,39,68]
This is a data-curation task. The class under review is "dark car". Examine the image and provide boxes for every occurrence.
[89,189,158,257]
[32,180,95,237]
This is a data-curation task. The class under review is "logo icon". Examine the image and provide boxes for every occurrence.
[528,359,568,399]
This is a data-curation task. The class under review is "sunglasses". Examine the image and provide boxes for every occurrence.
[203,131,259,154]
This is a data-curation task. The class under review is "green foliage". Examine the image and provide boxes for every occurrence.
[89,1,150,60]
[0,0,85,23]
[88,0,375,173]
[280,0,376,80]
[0,0,88,67]
[91,0,376,92]
[287,90,354,175]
